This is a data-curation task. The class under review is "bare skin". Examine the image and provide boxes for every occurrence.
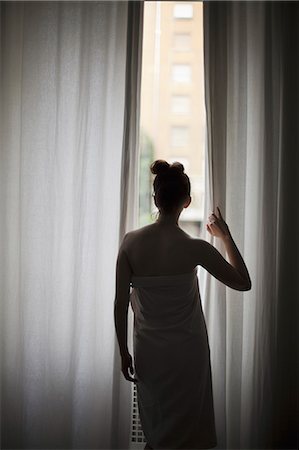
[114,197,251,385]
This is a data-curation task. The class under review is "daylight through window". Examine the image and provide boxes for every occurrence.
[139,2,205,235]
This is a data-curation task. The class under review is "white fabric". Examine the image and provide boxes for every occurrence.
[0,2,141,448]
[130,268,217,449]
[112,2,144,448]
[201,2,297,449]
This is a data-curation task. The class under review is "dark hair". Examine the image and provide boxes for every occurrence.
[150,159,191,213]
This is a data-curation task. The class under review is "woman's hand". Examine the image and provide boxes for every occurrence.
[207,206,230,240]
[121,352,138,383]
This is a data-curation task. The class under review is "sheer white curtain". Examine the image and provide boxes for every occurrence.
[111,3,144,448]
[0,1,142,448]
[200,2,297,449]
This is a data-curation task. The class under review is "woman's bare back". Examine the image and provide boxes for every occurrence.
[124,223,197,276]
[118,208,251,291]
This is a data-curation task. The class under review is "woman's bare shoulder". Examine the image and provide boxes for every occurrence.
[124,224,156,239]
[120,224,154,249]
[123,224,194,249]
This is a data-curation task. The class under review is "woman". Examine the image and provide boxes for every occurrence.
[114,160,251,449]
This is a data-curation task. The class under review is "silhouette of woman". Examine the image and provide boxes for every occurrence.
[114,160,251,449]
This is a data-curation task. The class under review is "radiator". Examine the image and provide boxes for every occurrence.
[130,383,147,448]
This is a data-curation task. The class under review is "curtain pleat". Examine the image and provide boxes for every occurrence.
[111,2,144,448]
[202,2,298,449]
[0,1,143,448]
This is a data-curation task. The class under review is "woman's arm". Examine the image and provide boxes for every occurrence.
[193,207,251,291]
[114,234,138,383]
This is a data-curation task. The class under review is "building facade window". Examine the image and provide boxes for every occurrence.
[172,64,192,83]
[173,3,193,19]
[171,126,189,147]
[171,95,191,114]
[173,33,191,51]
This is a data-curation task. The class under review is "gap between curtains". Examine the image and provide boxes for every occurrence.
[201,2,298,449]
[0,1,143,449]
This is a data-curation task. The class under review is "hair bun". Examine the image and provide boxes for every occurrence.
[170,161,185,174]
[150,159,170,175]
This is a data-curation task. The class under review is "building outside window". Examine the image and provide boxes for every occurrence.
[171,95,191,114]
[171,126,189,147]
[172,64,192,83]
[173,33,192,51]
[173,3,193,19]
[139,2,205,234]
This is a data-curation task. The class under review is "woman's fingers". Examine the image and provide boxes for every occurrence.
[121,354,139,383]
[122,369,138,383]
[207,207,229,239]
[209,207,223,220]
[206,223,215,235]
[127,375,138,383]
[210,213,219,225]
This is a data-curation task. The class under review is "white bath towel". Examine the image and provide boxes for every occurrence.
[130,268,217,449]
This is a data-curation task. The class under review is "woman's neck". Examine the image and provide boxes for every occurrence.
[155,212,181,226]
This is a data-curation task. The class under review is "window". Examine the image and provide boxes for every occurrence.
[172,64,191,83]
[171,127,189,147]
[139,2,205,232]
[173,3,193,19]
[173,33,191,51]
[171,95,191,114]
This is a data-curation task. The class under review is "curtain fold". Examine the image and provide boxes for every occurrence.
[111,2,144,448]
[201,2,298,449]
[0,1,143,448]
